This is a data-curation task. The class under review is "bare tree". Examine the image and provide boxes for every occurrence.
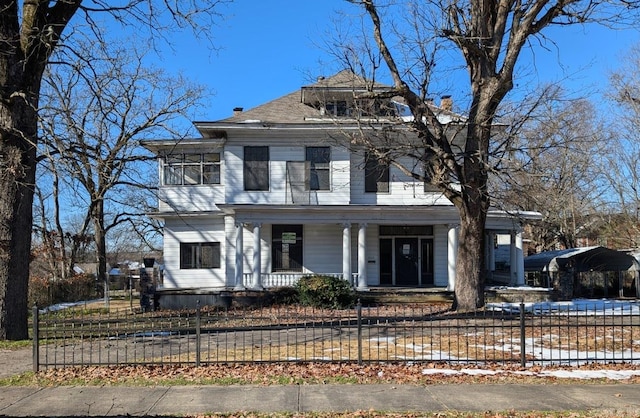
[0,1,227,340]
[341,0,638,310]
[493,91,608,251]
[38,35,204,298]
[602,44,640,248]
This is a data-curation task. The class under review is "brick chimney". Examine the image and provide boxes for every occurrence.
[233,107,243,116]
[440,95,452,111]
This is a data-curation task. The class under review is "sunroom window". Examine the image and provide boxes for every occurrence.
[162,153,221,186]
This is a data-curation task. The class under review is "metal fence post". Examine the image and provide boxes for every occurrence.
[356,299,362,365]
[195,300,201,367]
[32,305,39,373]
[519,302,526,368]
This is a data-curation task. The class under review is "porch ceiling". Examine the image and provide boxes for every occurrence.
[221,204,537,227]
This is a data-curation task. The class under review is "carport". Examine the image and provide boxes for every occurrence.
[524,246,640,299]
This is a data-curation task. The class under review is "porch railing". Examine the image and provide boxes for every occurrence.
[242,272,359,288]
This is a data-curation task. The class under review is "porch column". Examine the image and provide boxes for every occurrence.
[486,232,496,280]
[234,222,245,290]
[516,228,524,285]
[342,223,352,286]
[252,223,263,290]
[509,228,524,285]
[447,224,458,291]
[510,231,517,285]
[357,223,368,290]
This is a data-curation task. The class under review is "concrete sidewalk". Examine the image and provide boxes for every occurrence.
[1,384,639,416]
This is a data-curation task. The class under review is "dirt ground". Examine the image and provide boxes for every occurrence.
[0,347,32,379]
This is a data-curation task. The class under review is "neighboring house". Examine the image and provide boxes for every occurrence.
[142,70,540,293]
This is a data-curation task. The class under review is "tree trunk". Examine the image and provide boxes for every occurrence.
[451,89,494,311]
[93,200,108,298]
[0,102,38,340]
[0,13,43,338]
[453,201,488,310]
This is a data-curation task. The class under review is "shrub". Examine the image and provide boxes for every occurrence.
[268,286,300,305]
[295,275,355,309]
[29,274,99,308]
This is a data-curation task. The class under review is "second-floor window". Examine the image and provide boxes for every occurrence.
[163,153,220,186]
[244,146,269,191]
[423,151,440,192]
[365,152,390,193]
[306,146,330,190]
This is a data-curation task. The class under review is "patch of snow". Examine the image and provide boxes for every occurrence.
[487,298,640,316]
[540,369,640,380]
[369,337,396,344]
[421,367,640,380]
[39,299,103,313]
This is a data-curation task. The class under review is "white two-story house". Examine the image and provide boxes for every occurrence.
[143,71,539,296]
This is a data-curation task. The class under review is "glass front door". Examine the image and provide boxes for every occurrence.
[395,238,419,286]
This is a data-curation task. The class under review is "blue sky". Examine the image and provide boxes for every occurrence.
[158,1,639,124]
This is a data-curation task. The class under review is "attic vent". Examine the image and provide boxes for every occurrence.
[233,107,243,116]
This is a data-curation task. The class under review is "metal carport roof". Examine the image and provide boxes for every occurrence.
[524,246,640,273]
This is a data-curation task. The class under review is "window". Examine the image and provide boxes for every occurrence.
[244,146,269,191]
[423,150,439,192]
[365,152,390,192]
[180,242,221,269]
[324,100,348,116]
[202,153,221,184]
[162,153,220,186]
[272,225,303,272]
[306,147,330,190]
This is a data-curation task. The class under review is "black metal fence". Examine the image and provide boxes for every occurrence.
[32,300,640,371]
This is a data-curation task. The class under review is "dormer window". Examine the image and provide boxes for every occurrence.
[318,98,396,118]
[323,100,348,117]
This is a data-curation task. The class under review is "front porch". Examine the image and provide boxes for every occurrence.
[155,282,555,310]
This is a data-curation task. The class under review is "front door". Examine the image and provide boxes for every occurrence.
[395,238,419,286]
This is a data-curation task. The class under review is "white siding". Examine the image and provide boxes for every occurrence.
[225,144,350,205]
[350,153,452,206]
[366,225,380,285]
[162,217,227,289]
[158,186,225,213]
[303,224,344,275]
[433,224,449,286]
